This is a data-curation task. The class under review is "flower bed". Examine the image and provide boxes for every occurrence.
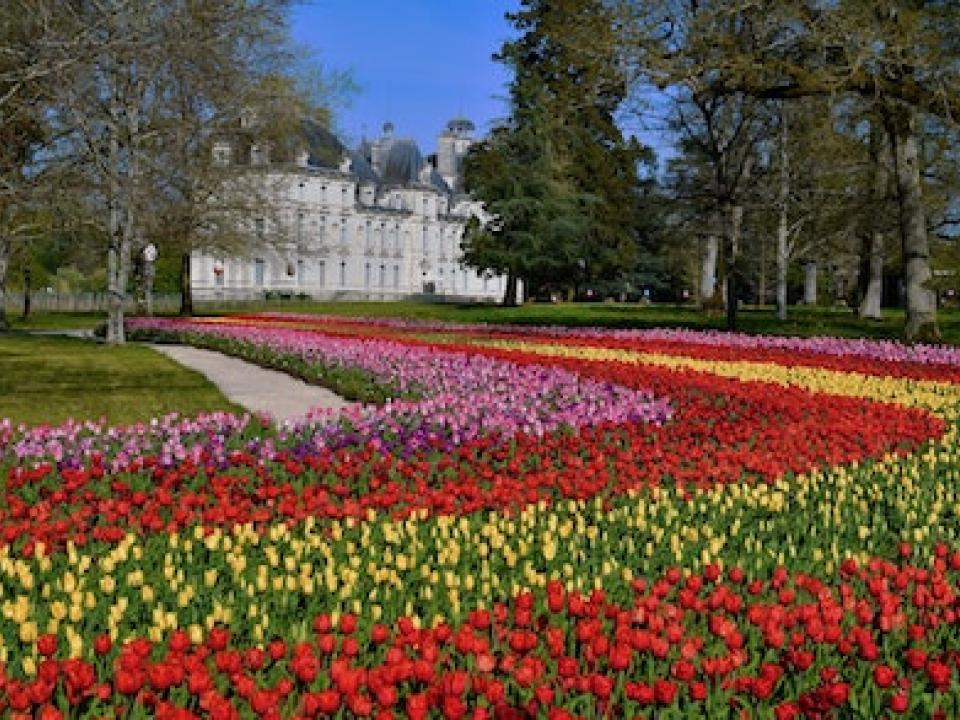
[1,313,959,718]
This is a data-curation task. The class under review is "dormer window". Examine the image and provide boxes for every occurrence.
[212,142,232,166]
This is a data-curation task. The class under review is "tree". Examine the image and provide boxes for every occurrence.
[142,3,308,316]
[623,0,960,340]
[462,96,589,305]
[42,0,300,342]
[666,88,764,329]
[754,98,872,319]
[855,115,894,319]
[0,8,57,329]
[497,0,648,291]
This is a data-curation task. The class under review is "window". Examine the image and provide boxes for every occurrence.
[318,218,325,243]
[393,264,400,288]
[250,144,267,165]
[364,262,371,288]
[213,142,231,166]
[340,220,347,245]
[421,226,428,254]
[318,260,326,287]
[254,258,265,287]
[215,260,225,287]
[339,261,346,286]
[254,218,265,236]
[379,264,386,287]
[297,259,305,285]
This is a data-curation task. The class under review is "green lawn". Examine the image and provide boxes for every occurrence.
[201,299,960,344]
[4,311,105,332]
[0,334,241,427]
[9,300,960,344]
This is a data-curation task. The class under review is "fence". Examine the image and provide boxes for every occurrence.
[2,289,502,316]
[2,291,182,314]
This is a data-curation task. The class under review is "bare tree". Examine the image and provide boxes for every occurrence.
[0,8,58,329]
[41,1,303,342]
[143,3,309,316]
[666,90,764,329]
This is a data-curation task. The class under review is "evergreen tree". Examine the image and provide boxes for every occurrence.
[461,89,588,304]
[462,0,647,301]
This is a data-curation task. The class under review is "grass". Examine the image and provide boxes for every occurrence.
[9,300,960,344]
[0,333,242,427]
[4,311,105,332]
[199,298,960,344]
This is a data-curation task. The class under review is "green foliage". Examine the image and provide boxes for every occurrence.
[462,0,653,301]
[500,0,648,284]
[462,102,590,301]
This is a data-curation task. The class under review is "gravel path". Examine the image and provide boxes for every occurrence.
[149,344,356,423]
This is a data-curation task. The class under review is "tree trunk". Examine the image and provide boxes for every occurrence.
[105,88,125,344]
[758,235,766,306]
[106,225,126,344]
[701,235,718,303]
[858,233,884,320]
[180,252,194,316]
[885,107,937,341]
[503,271,518,306]
[776,104,789,321]
[107,84,143,345]
[725,204,743,331]
[21,264,31,318]
[0,234,8,331]
[858,122,888,320]
[776,214,788,320]
[803,262,817,305]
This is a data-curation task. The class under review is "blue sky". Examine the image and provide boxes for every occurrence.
[289,1,518,154]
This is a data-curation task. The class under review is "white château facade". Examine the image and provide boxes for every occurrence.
[192,118,511,302]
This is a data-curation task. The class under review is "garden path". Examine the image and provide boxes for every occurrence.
[149,344,356,423]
